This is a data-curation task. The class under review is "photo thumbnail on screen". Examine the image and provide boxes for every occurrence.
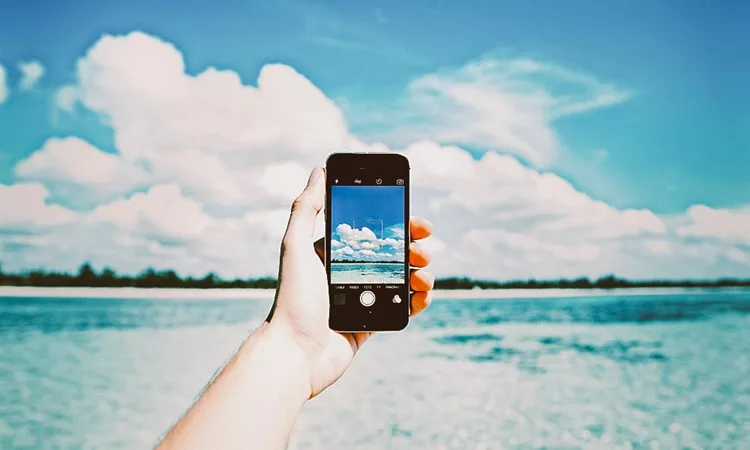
[330,185,405,284]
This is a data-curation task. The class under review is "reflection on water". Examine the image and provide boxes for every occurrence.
[1,291,749,449]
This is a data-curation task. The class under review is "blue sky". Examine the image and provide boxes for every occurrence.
[2,0,748,212]
[331,186,404,262]
[331,186,404,233]
[0,0,748,279]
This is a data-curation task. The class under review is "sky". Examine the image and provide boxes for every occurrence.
[331,186,405,262]
[0,0,748,279]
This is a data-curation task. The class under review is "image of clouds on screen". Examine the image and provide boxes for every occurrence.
[331,223,405,262]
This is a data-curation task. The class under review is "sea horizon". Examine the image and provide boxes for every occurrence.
[2,285,750,300]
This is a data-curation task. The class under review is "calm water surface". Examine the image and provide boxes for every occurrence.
[330,262,404,284]
[1,291,749,449]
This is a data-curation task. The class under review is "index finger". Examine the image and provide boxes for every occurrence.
[410,217,432,241]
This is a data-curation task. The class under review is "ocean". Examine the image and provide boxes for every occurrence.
[330,262,404,284]
[1,290,749,449]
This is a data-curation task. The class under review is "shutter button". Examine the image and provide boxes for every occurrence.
[360,291,376,307]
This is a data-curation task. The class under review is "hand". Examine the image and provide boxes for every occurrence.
[267,166,434,398]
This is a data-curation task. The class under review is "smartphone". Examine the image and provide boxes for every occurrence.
[326,153,410,332]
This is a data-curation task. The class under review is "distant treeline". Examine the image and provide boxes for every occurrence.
[0,264,277,289]
[433,276,750,290]
[1,263,749,290]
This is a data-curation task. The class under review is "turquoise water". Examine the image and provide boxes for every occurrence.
[1,291,750,449]
[330,262,404,284]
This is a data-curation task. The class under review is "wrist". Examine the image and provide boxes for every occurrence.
[238,322,314,404]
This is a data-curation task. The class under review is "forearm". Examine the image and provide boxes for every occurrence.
[157,322,312,450]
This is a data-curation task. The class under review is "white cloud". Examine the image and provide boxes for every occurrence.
[38,31,361,207]
[18,60,45,90]
[0,64,8,103]
[332,223,406,261]
[2,31,748,281]
[88,184,215,242]
[727,248,750,265]
[1,184,287,277]
[404,141,749,279]
[0,183,77,231]
[642,240,672,256]
[675,205,750,244]
[406,140,665,242]
[380,237,404,249]
[332,245,356,260]
[353,57,631,166]
[55,85,79,111]
[336,223,378,243]
[466,228,601,263]
[15,137,146,197]
[259,162,309,203]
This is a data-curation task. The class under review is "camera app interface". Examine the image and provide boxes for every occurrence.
[330,185,406,285]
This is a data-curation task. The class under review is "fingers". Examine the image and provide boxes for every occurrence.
[283,167,325,248]
[410,269,434,292]
[410,217,433,241]
[410,291,432,317]
[409,241,430,267]
[409,218,433,319]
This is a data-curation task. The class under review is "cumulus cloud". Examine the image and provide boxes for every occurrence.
[18,60,45,90]
[37,31,361,207]
[332,223,405,261]
[88,184,215,242]
[675,205,750,244]
[14,137,147,200]
[406,140,665,241]
[404,141,747,279]
[1,184,286,277]
[1,30,748,280]
[336,223,378,243]
[0,183,77,232]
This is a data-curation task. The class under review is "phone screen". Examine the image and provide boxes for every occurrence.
[326,153,410,332]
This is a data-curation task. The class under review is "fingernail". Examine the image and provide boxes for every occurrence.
[307,167,322,186]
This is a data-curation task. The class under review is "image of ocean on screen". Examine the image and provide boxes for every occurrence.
[330,262,404,284]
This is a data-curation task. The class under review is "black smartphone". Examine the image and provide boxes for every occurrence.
[326,153,410,332]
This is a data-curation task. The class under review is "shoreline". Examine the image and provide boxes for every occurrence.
[1,286,748,300]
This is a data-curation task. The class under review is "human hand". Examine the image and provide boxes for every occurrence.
[266,166,434,398]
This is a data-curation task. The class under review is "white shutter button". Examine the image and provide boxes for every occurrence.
[360,291,376,307]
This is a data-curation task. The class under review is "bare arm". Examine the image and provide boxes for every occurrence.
[156,167,434,449]
[157,323,310,449]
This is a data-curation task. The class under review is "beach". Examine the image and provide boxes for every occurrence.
[2,285,748,300]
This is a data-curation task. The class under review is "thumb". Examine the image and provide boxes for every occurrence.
[283,166,325,247]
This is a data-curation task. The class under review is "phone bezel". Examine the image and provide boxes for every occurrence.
[325,152,411,332]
